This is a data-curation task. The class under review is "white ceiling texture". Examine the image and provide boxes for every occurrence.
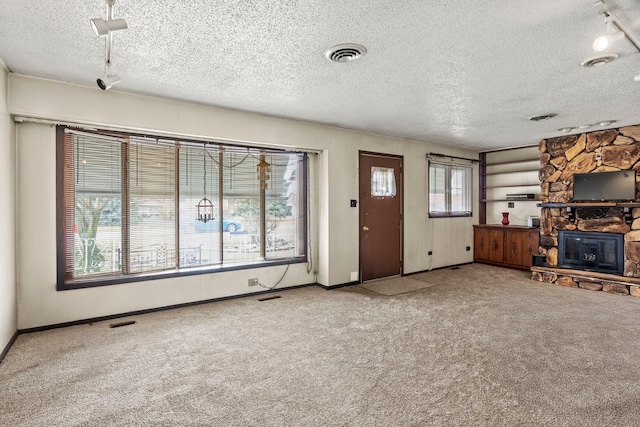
[1,0,640,151]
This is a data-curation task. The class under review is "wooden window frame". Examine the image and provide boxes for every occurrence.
[56,126,308,290]
[428,161,473,218]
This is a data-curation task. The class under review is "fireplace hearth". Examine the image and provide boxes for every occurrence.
[558,231,624,275]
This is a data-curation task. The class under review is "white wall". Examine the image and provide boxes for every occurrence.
[0,62,17,349]
[9,74,478,329]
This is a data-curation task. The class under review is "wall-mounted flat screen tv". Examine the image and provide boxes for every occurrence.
[572,170,637,202]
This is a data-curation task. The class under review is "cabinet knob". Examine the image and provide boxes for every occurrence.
[362,226,369,231]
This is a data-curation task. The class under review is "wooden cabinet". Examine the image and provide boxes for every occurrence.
[473,225,540,270]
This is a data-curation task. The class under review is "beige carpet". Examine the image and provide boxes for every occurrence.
[2,263,640,426]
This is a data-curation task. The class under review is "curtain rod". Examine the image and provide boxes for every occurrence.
[13,115,321,155]
[427,152,479,163]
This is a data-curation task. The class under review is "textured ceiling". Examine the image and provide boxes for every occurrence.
[1,0,640,151]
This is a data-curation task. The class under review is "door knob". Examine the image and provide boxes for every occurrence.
[363,226,369,231]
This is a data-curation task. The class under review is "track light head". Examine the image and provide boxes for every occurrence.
[90,18,128,37]
[97,74,121,90]
[593,30,625,51]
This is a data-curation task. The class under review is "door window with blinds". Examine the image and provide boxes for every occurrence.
[58,127,307,288]
[428,161,472,217]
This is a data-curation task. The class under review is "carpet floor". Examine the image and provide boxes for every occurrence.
[2,263,640,426]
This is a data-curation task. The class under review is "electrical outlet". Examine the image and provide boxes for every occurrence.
[508,202,515,208]
[428,251,433,255]
[248,278,259,287]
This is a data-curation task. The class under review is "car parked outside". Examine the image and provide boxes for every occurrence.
[194,218,242,233]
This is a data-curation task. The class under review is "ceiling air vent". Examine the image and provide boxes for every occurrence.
[528,113,556,122]
[326,43,367,62]
[580,54,619,67]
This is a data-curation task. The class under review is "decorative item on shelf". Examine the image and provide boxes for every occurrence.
[506,193,536,200]
[501,212,510,226]
[257,155,271,190]
[196,148,214,223]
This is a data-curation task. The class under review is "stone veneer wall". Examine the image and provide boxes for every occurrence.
[533,124,640,295]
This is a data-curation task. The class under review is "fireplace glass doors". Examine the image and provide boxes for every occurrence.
[558,231,624,275]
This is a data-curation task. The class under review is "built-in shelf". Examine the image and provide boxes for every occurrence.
[485,159,539,167]
[482,198,539,202]
[483,184,540,189]
[485,168,539,176]
[480,146,540,225]
[537,202,640,208]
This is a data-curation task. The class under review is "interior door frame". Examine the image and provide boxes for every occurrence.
[358,151,404,282]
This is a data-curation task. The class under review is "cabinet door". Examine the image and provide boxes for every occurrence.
[504,230,526,266]
[474,228,490,261]
[524,230,540,267]
[487,229,504,263]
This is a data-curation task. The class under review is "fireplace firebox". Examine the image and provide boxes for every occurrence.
[558,231,624,275]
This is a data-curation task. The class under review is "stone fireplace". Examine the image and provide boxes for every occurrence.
[531,124,640,297]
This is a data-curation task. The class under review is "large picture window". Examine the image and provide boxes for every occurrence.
[428,162,472,217]
[58,127,307,288]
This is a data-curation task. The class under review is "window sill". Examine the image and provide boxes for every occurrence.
[429,212,472,218]
[57,257,307,291]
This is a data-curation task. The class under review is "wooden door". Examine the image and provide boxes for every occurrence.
[359,152,403,282]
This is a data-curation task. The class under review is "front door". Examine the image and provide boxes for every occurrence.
[359,152,403,281]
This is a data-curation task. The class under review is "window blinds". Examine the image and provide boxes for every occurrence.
[60,127,307,285]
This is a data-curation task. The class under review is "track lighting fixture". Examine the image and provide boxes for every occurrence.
[591,1,640,54]
[592,18,625,51]
[97,74,121,90]
[91,0,128,90]
[588,1,640,81]
[90,17,128,37]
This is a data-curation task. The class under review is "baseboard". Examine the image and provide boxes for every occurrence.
[18,283,315,335]
[316,281,359,290]
[0,331,18,364]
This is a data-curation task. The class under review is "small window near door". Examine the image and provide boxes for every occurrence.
[429,162,472,217]
[371,167,396,197]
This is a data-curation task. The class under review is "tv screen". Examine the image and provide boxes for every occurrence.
[572,170,637,202]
